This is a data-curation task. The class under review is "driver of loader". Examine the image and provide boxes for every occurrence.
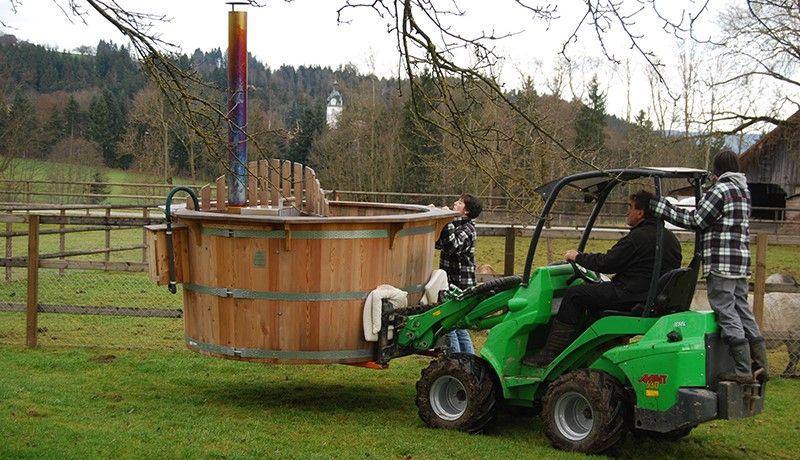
[522,190,682,367]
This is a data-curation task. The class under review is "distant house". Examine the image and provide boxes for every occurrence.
[739,110,800,220]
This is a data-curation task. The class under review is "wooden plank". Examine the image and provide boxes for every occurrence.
[105,208,111,262]
[293,162,304,208]
[281,160,291,202]
[247,160,258,205]
[304,169,316,213]
[37,215,163,226]
[270,159,281,207]
[200,185,211,211]
[216,175,226,211]
[141,208,149,263]
[0,303,182,318]
[753,233,767,329]
[315,179,323,215]
[504,226,516,276]
[0,215,27,223]
[26,215,39,348]
[38,259,148,271]
[258,159,269,206]
[144,224,188,285]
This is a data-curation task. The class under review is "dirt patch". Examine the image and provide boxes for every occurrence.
[90,354,116,364]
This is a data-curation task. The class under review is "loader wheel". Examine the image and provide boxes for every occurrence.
[542,369,628,454]
[416,353,499,433]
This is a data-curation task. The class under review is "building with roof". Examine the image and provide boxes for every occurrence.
[326,85,343,128]
[739,111,800,220]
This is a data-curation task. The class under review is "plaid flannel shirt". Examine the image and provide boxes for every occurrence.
[436,216,477,289]
[650,172,751,278]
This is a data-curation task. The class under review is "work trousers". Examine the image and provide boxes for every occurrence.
[706,273,762,341]
[556,282,640,326]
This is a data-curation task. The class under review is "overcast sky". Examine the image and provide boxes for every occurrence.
[0,1,727,121]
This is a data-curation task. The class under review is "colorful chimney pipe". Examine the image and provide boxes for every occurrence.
[227,5,247,207]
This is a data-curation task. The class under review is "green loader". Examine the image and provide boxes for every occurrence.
[375,167,765,454]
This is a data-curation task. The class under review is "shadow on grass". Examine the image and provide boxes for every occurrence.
[194,378,413,415]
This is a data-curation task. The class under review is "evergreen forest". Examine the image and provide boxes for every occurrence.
[0,33,728,206]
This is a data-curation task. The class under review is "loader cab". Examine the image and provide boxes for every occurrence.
[521,167,710,318]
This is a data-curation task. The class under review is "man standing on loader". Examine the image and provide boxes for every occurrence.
[523,190,682,367]
[650,150,768,383]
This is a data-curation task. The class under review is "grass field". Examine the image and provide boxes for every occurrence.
[3,161,800,457]
[1,338,798,460]
[2,157,202,205]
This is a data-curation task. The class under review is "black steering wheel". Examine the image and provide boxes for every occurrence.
[567,261,602,285]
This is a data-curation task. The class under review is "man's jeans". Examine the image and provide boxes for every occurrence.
[446,329,474,354]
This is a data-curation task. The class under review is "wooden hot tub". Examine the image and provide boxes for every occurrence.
[147,197,455,365]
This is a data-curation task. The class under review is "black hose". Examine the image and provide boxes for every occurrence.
[165,187,199,294]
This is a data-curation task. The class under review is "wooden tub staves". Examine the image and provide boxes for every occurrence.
[146,162,456,364]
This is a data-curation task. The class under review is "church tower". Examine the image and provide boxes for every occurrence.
[326,83,343,128]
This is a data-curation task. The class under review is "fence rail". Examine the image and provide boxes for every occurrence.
[3,178,797,225]
[1,202,799,376]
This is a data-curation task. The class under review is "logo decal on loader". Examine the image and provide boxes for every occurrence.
[639,374,668,398]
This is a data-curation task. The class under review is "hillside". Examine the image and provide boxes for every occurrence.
[0,32,724,200]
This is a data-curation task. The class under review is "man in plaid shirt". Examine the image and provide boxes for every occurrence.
[436,194,482,354]
[650,150,768,382]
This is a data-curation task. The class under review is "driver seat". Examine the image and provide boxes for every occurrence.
[599,257,700,318]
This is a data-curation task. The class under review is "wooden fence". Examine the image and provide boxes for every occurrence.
[3,178,795,228]
[3,205,799,348]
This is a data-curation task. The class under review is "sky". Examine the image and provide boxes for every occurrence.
[0,1,728,122]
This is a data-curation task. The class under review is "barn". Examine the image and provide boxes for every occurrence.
[739,111,800,221]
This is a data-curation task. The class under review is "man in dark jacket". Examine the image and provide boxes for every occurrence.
[523,190,682,367]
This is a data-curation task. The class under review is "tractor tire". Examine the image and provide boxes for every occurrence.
[634,426,694,441]
[542,369,628,454]
[416,353,499,433]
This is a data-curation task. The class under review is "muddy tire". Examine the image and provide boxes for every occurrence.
[542,369,628,453]
[416,353,499,433]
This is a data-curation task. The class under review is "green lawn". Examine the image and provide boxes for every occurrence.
[2,203,800,457]
[2,157,204,205]
[0,342,797,459]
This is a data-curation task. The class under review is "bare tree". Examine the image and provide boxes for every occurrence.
[713,0,800,132]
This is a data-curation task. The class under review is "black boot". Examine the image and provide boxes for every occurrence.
[719,338,754,383]
[522,319,575,367]
[749,336,769,382]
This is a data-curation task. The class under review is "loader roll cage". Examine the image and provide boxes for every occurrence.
[521,167,710,316]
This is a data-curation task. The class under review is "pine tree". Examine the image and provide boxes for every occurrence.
[89,171,110,204]
[574,75,607,158]
[89,90,129,168]
[283,102,325,164]
[400,71,442,195]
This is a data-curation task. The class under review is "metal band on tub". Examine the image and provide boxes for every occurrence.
[184,282,424,301]
[186,336,375,361]
[201,225,435,239]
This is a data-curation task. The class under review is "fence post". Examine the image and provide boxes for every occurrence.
[59,209,66,276]
[753,233,767,329]
[4,210,11,281]
[503,226,516,276]
[142,208,149,263]
[105,207,111,262]
[26,215,40,348]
